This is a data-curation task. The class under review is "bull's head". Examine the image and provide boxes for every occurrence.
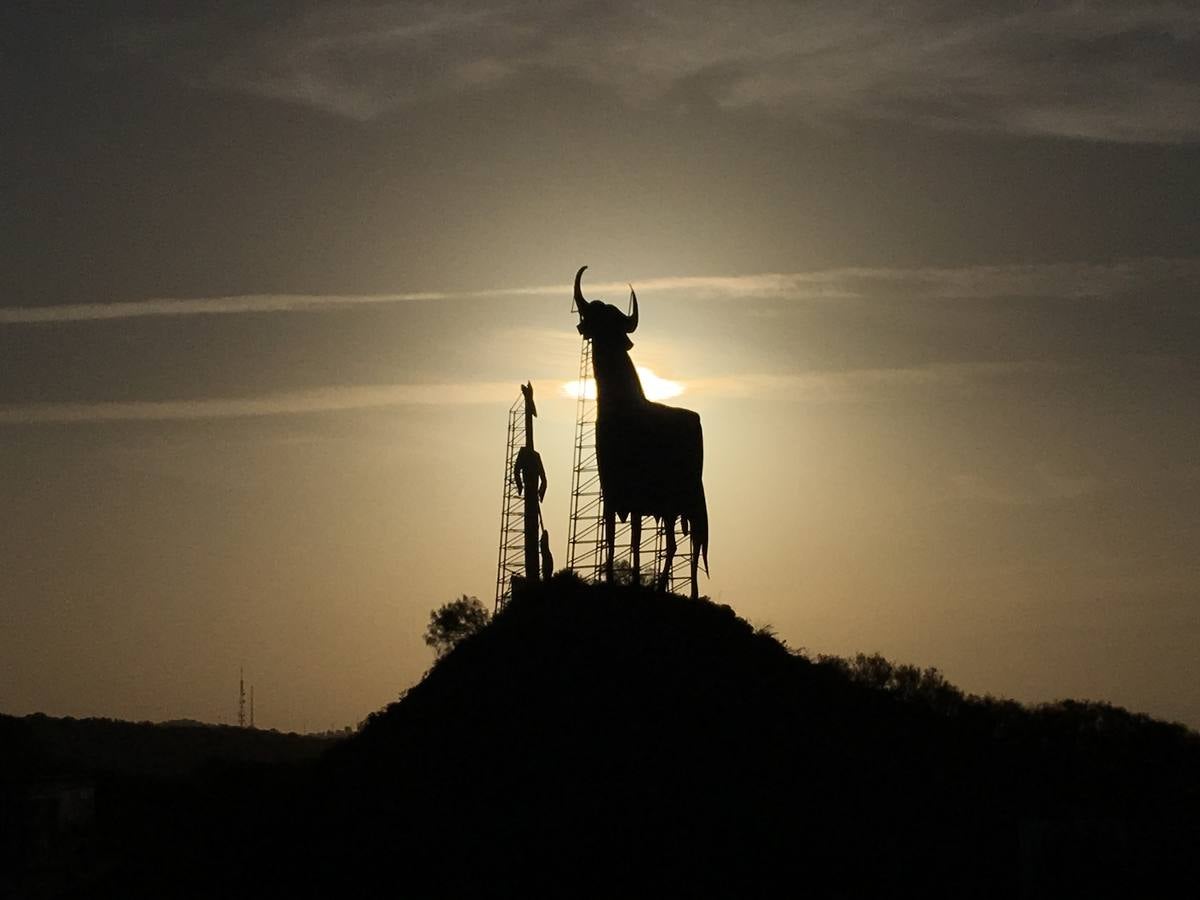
[573,265,638,349]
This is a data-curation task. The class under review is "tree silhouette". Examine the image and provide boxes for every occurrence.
[423,595,490,658]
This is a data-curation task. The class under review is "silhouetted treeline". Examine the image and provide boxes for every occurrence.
[0,713,337,898]
[14,576,1200,899]
[822,649,1197,752]
[0,712,336,780]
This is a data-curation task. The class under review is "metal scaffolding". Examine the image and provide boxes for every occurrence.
[565,339,603,579]
[494,393,526,612]
[565,338,691,593]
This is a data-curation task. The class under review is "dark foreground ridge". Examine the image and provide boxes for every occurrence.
[9,576,1200,898]
[327,577,1200,898]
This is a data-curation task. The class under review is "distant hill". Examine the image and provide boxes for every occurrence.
[21,575,1200,898]
[0,712,336,780]
[0,713,338,898]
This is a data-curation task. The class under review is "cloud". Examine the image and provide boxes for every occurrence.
[0,292,450,325]
[950,463,1099,506]
[114,2,1200,142]
[688,360,1069,403]
[6,257,1195,325]
[579,258,1200,302]
[0,382,516,424]
[0,359,1067,426]
[200,6,523,120]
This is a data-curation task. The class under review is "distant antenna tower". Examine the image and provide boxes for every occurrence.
[238,666,246,728]
[250,685,255,729]
[566,337,689,591]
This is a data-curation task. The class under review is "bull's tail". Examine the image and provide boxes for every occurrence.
[692,485,709,577]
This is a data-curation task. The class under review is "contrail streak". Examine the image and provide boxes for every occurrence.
[2,258,1195,325]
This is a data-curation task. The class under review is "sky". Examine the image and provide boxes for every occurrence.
[3,2,1199,732]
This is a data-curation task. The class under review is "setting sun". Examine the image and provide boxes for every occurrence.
[562,366,684,401]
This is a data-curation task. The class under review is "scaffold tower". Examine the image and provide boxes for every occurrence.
[494,393,525,611]
[495,383,550,613]
[566,338,691,593]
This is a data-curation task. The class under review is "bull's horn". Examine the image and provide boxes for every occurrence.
[625,284,639,333]
[573,266,589,312]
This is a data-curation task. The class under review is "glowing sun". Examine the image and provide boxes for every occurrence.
[563,367,684,402]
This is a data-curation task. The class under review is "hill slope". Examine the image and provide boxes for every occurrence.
[314,576,1199,898]
[41,576,1200,898]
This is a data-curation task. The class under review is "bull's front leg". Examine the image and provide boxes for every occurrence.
[630,514,641,586]
[658,515,676,592]
[689,532,700,601]
[604,506,616,584]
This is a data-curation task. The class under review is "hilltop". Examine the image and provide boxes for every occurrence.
[18,576,1200,898]
[315,575,1199,898]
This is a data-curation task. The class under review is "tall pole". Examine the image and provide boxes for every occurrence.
[514,382,548,583]
[522,387,539,580]
[238,666,246,728]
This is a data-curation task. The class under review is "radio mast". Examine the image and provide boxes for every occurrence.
[238,666,246,728]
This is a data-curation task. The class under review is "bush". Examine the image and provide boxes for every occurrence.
[423,595,490,658]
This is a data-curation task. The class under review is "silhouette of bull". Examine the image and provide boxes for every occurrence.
[573,265,708,599]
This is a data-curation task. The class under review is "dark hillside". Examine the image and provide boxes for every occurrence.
[47,576,1200,898]
[310,576,1200,898]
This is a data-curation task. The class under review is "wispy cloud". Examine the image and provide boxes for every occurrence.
[0,382,516,424]
[0,359,1068,425]
[950,463,1099,506]
[0,292,449,325]
[688,360,1069,403]
[577,258,1200,302]
[115,2,1200,142]
[7,257,1195,325]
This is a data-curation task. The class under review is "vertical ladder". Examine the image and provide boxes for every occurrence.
[494,395,525,612]
[566,339,604,580]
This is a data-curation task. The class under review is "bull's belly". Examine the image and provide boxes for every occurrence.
[595,408,702,516]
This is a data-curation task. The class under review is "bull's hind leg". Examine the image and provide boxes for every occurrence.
[604,506,616,584]
[631,515,641,586]
[689,532,700,600]
[658,516,677,593]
